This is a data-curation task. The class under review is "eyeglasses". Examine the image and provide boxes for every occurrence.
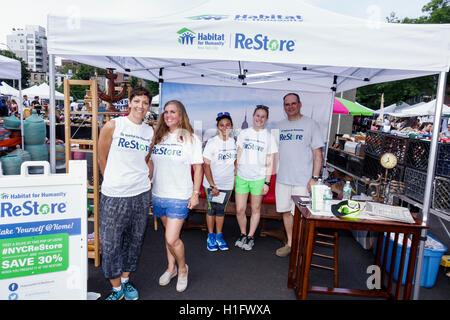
[217,112,230,117]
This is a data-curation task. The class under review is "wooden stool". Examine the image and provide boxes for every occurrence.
[310,229,339,287]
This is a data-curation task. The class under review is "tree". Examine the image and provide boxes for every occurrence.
[0,49,30,88]
[357,0,450,109]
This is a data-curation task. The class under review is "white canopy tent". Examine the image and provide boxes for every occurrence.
[46,0,450,299]
[392,99,450,117]
[0,54,23,148]
[374,101,411,115]
[22,82,66,100]
[0,81,20,97]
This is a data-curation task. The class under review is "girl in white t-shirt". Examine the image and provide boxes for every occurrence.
[149,100,203,293]
[234,105,278,251]
[203,112,237,252]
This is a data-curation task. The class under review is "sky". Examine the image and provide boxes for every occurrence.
[0,0,431,51]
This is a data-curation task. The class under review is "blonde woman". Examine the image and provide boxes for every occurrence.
[149,100,203,292]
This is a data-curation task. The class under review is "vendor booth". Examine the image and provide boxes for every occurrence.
[44,0,450,299]
[0,55,23,148]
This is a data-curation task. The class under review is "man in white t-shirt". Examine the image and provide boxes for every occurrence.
[275,93,324,257]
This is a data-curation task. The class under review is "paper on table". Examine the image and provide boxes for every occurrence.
[361,202,415,224]
[211,192,226,204]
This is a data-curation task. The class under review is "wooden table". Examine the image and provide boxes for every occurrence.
[288,196,427,300]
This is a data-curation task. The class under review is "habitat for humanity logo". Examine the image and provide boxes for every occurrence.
[177,27,225,49]
[178,27,196,45]
[187,14,229,21]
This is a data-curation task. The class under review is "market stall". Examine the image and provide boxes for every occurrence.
[45,0,450,299]
[0,55,22,148]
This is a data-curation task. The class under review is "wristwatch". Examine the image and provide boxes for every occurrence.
[264,181,271,187]
[311,176,321,181]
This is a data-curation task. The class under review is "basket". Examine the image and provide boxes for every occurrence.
[365,130,385,158]
[405,139,430,172]
[382,134,409,165]
[432,176,450,213]
[436,143,450,179]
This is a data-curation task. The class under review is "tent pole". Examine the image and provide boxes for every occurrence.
[413,70,448,300]
[19,80,24,151]
[324,76,337,166]
[49,54,56,173]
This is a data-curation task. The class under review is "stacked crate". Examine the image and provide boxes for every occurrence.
[404,139,450,213]
[363,131,406,184]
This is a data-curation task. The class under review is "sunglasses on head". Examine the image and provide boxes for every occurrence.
[256,105,269,110]
[217,112,230,117]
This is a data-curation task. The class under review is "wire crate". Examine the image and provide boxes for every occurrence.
[405,139,430,172]
[363,154,381,180]
[436,143,450,179]
[346,155,364,176]
[386,164,405,182]
[365,130,385,158]
[404,167,427,203]
[432,176,450,213]
[382,134,409,165]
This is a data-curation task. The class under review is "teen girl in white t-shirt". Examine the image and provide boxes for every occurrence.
[234,105,278,251]
[203,112,237,251]
[149,100,203,293]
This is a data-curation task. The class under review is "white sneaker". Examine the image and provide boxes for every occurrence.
[158,266,177,286]
[176,265,189,292]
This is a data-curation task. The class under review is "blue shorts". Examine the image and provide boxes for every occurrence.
[152,196,189,220]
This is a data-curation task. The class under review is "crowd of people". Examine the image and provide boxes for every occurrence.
[367,116,450,139]
[97,87,324,300]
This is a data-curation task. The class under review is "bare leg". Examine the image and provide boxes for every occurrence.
[282,211,293,247]
[235,192,249,235]
[165,217,188,277]
[215,216,225,234]
[248,194,263,238]
[206,214,215,234]
[160,217,176,273]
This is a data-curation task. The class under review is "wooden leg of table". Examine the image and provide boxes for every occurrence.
[404,232,420,300]
[387,233,399,296]
[298,221,315,300]
[288,210,301,289]
[396,233,409,299]
[294,215,307,292]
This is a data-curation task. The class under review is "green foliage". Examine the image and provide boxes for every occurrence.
[356,75,438,109]
[0,49,30,88]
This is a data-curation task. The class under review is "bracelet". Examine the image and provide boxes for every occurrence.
[193,190,200,195]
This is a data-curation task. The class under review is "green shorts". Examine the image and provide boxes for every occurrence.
[235,174,265,196]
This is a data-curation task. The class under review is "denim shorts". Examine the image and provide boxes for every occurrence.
[152,196,189,219]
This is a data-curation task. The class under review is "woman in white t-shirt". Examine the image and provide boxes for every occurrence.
[203,112,237,252]
[234,105,278,251]
[149,100,203,293]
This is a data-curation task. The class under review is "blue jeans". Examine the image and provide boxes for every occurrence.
[152,196,189,220]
